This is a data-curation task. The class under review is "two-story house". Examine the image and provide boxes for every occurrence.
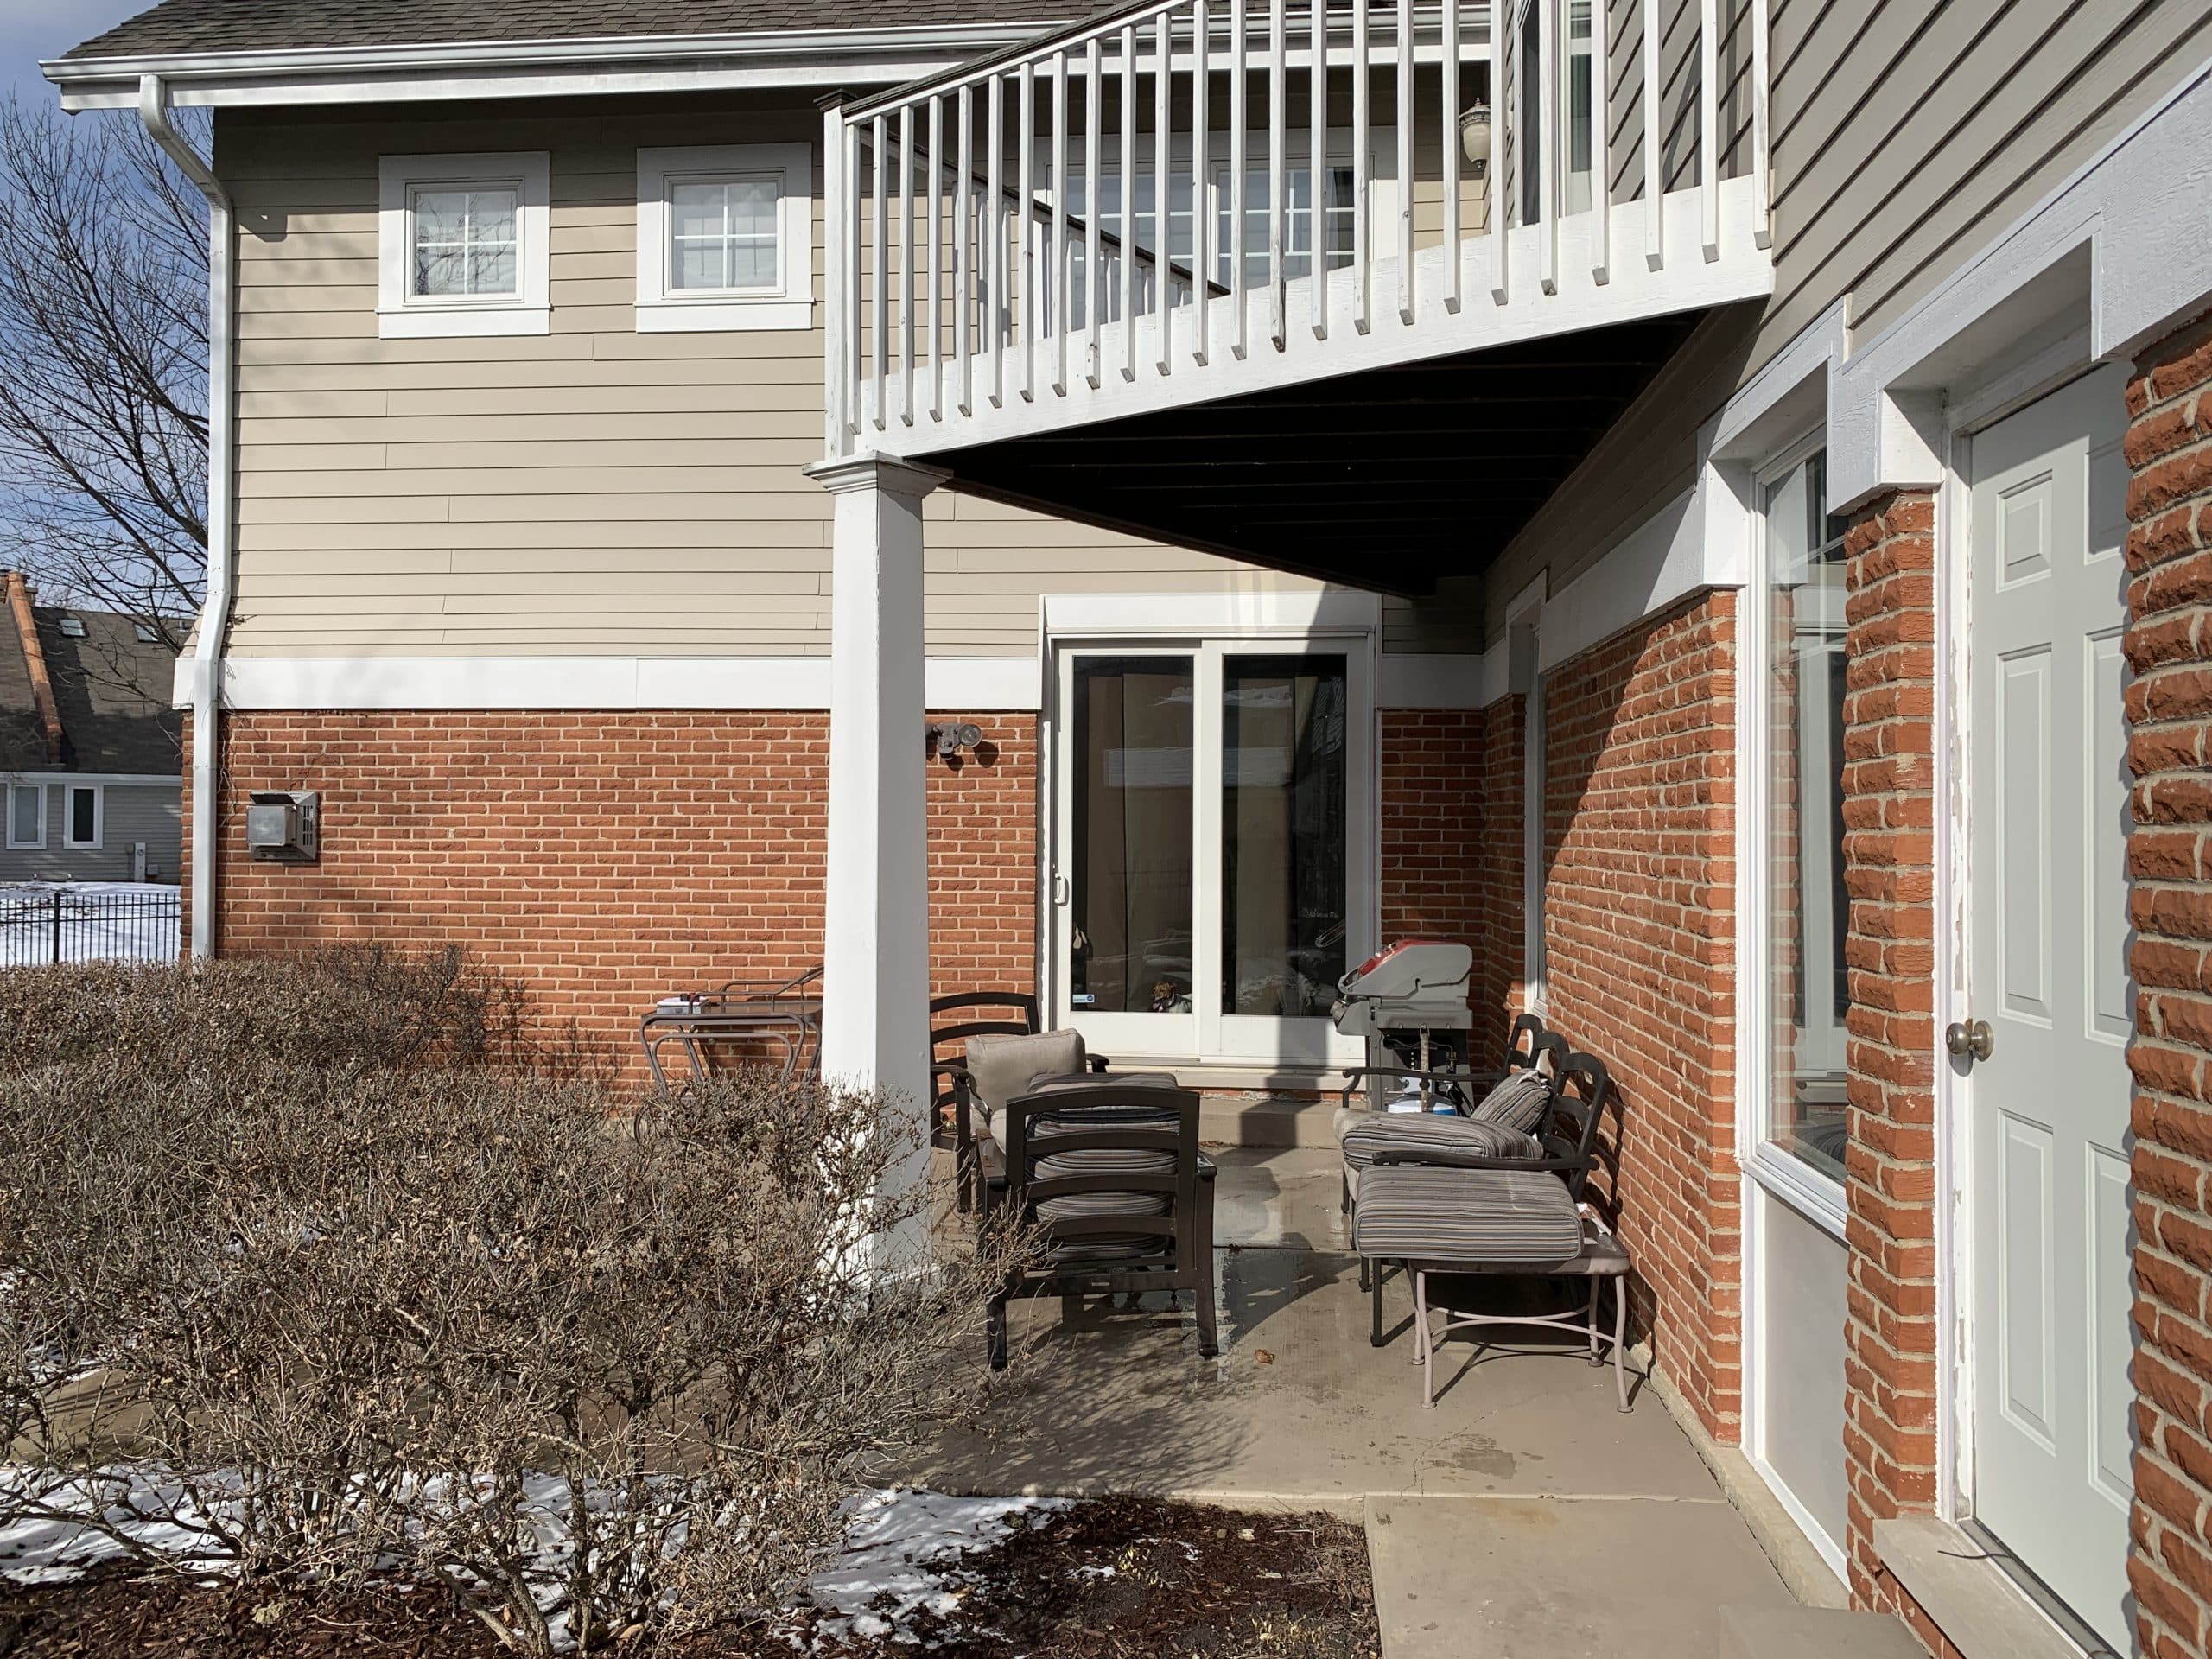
[43,3,2212,1655]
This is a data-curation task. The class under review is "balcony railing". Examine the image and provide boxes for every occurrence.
[823,0,1771,460]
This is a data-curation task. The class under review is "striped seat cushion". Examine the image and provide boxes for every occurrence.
[1470,1067,1554,1135]
[1340,1114,1541,1173]
[1351,1166,1584,1264]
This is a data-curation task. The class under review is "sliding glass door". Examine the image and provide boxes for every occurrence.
[1054,639,1371,1065]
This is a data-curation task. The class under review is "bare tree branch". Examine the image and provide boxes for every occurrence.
[0,95,207,689]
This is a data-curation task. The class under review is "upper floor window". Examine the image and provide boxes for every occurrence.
[635,144,814,333]
[378,153,550,339]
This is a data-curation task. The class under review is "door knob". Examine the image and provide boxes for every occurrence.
[1945,1019,1994,1063]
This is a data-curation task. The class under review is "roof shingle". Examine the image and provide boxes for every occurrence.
[67,0,1084,60]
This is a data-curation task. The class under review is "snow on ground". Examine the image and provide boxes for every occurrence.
[0,882,181,966]
[803,1490,1073,1642]
[0,1470,1072,1649]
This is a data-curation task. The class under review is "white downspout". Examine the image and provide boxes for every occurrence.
[137,74,232,958]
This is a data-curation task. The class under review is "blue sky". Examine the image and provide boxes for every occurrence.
[5,1,149,108]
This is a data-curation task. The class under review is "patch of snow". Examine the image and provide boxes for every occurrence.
[0,1468,228,1584]
[802,1490,1073,1644]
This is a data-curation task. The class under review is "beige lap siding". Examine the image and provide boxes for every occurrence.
[2121,314,2212,1659]
[1539,593,1740,1437]
[189,710,1037,1069]
[220,103,1330,662]
[1834,493,1950,1652]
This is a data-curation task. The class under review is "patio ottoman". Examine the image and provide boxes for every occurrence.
[1351,1162,1632,1413]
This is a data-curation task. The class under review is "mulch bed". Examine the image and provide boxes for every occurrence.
[0,1499,1379,1659]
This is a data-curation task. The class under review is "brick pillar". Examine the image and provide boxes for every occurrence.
[2122,313,2212,1659]
[1837,492,1942,1618]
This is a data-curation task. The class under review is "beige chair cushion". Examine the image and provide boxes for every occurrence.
[963,1029,1086,1128]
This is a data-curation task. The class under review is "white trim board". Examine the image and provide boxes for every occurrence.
[200,646,1501,715]
[195,654,1044,713]
[0,772,179,790]
[1039,588,1382,639]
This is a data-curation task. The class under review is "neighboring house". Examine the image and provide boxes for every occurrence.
[0,570,182,884]
[41,4,2212,1657]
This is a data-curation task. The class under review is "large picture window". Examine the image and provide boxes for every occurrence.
[1758,450,1851,1186]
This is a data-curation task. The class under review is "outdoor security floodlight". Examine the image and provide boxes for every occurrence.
[1460,104,1492,178]
[929,721,983,759]
[245,790,321,862]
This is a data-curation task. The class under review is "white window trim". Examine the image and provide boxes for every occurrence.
[6,782,46,850]
[1737,431,1851,1235]
[635,143,814,333]
[63,784,104,851]
[378,151,550,339]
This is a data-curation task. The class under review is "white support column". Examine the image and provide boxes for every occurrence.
[805,455,946,1128]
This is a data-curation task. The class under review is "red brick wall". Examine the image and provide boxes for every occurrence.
[2122,314,2212,1659]
[194,709,1037,1065]
[1835,492,1944,1629]
[1541,592,1741,1437]
[1378,701,1526,1060]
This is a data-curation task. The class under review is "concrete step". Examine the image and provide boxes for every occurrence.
[1717,1604,1926,1659]
[1198,1091,1338,1147]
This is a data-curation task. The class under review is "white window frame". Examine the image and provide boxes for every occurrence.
[635,144,814,333]
[1738,432,1850,1239]
[378,152,550,339]
[6,782,46,850]
[63,784,103,850]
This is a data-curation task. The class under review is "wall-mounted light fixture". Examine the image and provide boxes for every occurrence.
[928,721,983,760]
[1460,103,1492,179]
[245,789,320,862]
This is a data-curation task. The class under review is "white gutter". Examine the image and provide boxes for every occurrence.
[42,20,1073,109]
[137,73,231,959]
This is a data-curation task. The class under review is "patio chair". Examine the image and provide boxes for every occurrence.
[931,993,1040,1211]
[1351,1050,1631,1411]
[1332,1009,1554,1145]
[943,1025,1115,1214]
[980,1078,1218,1367]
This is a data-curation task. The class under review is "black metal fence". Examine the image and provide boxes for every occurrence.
[0,886,183,968]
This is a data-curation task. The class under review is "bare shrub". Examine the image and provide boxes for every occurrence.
[0,953,1021,1652]
[0,944,562,1079]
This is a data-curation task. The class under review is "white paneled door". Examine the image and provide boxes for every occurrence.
[1967,365,2135,1650]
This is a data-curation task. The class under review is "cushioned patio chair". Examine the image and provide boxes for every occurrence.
[930,993,1042,1212]
[980,1077,1217,1368]
[944,1025,1117,1214]
[1351,1050,1631,1411]
[1332,1010,1556,1149]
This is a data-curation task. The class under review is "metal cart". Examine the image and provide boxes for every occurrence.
[639,966,823,1096]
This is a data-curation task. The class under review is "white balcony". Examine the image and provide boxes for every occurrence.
[823,0,1776,474]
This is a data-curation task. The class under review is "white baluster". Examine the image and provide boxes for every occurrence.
[899,101,915,424]
[1052,48,1070,397]
[957,85,974,416]
[823,99,850,453]
[1751,0,1772,249]
[1700,0,1718,259]
[1194,0,1212,366]
[1441,0,1460,314]
[1395,0,1414,323]
[1351,0,1369,334]
[988,73,1006,408]
[1085,35,1103,388]
[1155,10,1173,375]
[1268,0,1287,352]
[1122,22,1140,381]
[1019,60,1036,403]
[872,112,888,429]
[1643,0,1661,270]
[928,92,943,419]
[1308,0,1328,341]
[1538,0,1556,296]
[1489,0,1506,303]
[1231,0,1249,359]
[1592,0,1611,285]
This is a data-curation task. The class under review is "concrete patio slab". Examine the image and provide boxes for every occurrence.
[913,1148,1722,1512]
[1365,1494,1797,1658]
